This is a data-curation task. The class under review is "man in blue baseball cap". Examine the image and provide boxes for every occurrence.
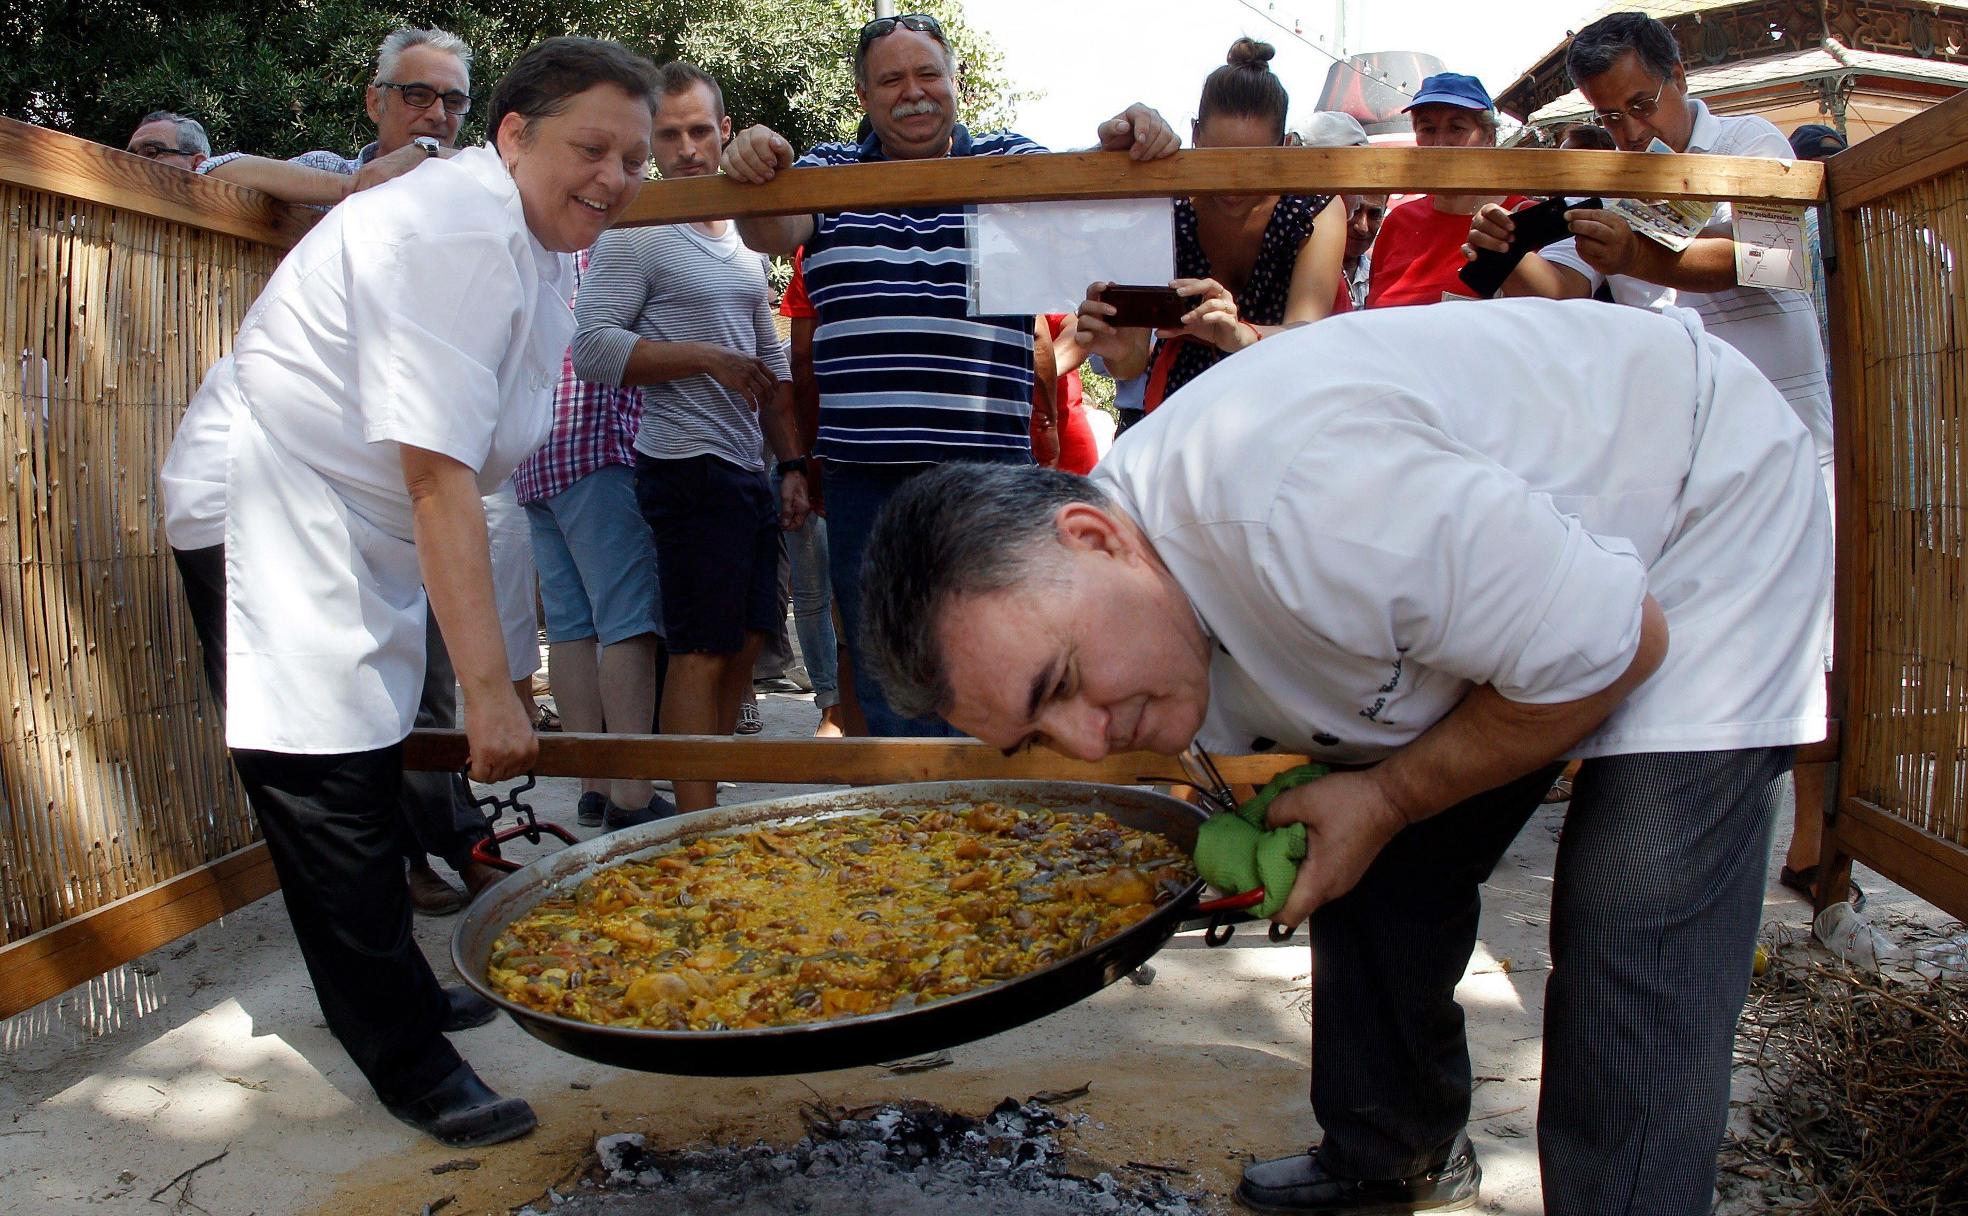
[1364,72,1525,307]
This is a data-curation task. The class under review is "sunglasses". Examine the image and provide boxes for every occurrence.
[375,81,472,116]
[856,12,945,57]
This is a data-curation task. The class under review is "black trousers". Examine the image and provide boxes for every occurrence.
[173,545,490,872]
[1310,748,1792,1216]
[231,744,462,1106]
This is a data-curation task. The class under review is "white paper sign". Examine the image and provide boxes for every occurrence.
[971,198,1175,316]
[1733,202,1810,292]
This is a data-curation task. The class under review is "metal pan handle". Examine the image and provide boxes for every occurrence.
[1190,888,1297,946]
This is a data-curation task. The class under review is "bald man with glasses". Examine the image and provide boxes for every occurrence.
[125,111,210,171]
[196,26,472,207]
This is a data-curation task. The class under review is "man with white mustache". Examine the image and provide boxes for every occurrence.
[721,11,1179,739]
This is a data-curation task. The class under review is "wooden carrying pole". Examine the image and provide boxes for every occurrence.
[616,146,1823,227]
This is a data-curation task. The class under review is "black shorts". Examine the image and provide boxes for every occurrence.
[634,452,780,654]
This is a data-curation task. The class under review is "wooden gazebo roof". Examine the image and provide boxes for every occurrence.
[1495,0,1968,120]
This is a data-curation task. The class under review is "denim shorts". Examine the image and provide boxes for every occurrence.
[524,463,662,646]
[634,452,780,654]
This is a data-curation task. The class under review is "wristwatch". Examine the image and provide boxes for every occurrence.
[412,136,441,157]
[775,456,809,476]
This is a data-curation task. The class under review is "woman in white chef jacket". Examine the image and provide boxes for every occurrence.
[159,37,660,1148]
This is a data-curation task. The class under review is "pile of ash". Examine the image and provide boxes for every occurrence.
[530,1097,1206,1216]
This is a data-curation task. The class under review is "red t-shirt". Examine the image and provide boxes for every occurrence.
[779,247,814,319]
[1365,195,1526,309]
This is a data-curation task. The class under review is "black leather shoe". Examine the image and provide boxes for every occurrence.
[440,984,499,1032]
[385,1063,536,1148]
[1236,1140,1479,1214]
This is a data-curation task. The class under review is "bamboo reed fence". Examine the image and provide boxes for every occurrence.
[0,124,299,951]
[1823,89,1968,920]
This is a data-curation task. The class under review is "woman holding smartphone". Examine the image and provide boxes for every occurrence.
[1076,39,1346,414]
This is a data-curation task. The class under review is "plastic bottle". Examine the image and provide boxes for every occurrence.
[1813,902,1900,970]
[1909,932,1968,979]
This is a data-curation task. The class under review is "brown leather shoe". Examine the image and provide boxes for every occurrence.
[458,859,507,900]
[406,862,466,916]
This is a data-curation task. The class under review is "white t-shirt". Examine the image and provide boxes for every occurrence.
[1093,297,1830,764]
[1540,100,1832,469]
[161,146,573,753]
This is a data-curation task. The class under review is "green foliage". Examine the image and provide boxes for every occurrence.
[1,0,1020,160]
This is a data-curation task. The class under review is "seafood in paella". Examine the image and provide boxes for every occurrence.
[486,803,1195,1030]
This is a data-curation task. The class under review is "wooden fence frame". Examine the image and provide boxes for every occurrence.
[0,121,1849,1019]
[1819,89,1968,922]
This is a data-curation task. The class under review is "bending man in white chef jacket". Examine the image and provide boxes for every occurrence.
[856,298,1830,1216]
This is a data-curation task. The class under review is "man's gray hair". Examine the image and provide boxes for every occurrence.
[860,463,1114,720]
[1566,12,1681,86]
[375,26,473,84]
[136,110,210,155]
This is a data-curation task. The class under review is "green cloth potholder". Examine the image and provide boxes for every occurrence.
[1191,763,1329,920]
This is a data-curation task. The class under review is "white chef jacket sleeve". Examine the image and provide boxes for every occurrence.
[349,228,526,471]
[1261,409,1650,705]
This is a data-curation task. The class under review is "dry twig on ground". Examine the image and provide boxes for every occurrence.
[1727,944,1968,1215]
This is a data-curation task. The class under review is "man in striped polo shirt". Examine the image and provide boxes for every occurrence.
[722,11,1178,736]
[572,62,810,814]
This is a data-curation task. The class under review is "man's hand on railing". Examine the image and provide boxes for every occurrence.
[1097,104,1179,162]
[723,125,797,184]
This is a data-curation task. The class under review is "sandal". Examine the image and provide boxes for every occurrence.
[532,702,561,732]
[735,702,763,735]
[1780,863,1866,912]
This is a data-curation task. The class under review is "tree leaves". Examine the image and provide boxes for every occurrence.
[2,0,1019,160]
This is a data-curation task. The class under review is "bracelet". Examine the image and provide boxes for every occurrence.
[1239,319,1262,346]
[775,456,808,475]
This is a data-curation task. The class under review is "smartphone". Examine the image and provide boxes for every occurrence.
[1457,195,1603,299]
[1094,284,1189,329]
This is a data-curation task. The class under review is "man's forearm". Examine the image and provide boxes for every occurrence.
[1371,595,1669,826]
[1629,234,1743,294]
[735,215,816,256]
[203,156,351,206]
[406,456,511,706]
[617,339,716,387]
[1501,252,1592,300]
[760,381,802,461]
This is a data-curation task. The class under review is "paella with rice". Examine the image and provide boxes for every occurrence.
[486,802,1195,1031]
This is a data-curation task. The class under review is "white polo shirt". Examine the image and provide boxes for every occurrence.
[1092,297,1829,764]
[1541,99,1832,469]
[161,145,572,752]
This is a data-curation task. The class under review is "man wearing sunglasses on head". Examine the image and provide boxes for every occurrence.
[720,11,1178,739]
[197,26,472,207]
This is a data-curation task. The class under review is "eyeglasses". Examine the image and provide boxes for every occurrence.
[375,81,471,115]
[856,12,945,57]
[1589,78,1668,128]
[128,140,198,160]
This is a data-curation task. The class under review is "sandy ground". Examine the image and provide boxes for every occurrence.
[1,686,1950,1216]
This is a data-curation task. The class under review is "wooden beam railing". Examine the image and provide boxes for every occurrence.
[616,146,1824,228]
[1825,88,1968,212]
[0,116,318,248]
